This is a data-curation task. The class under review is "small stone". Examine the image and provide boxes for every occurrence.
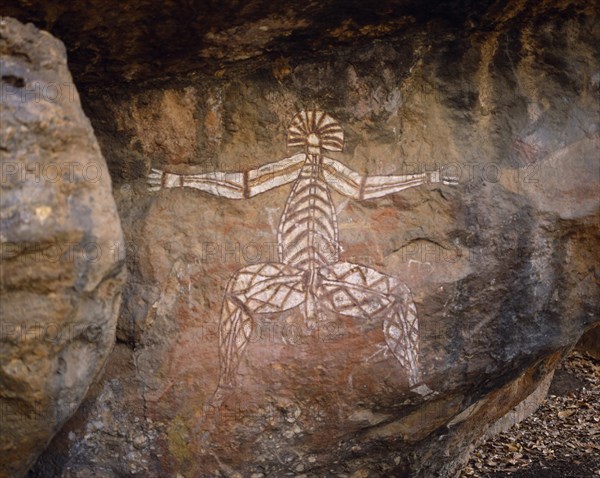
[133,434,147,449]
[350,469,369,478]
[91,421,104,431]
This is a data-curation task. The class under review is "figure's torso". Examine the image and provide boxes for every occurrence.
[278,154,339,273]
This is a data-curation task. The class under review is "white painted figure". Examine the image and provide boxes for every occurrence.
[148,110,457,400]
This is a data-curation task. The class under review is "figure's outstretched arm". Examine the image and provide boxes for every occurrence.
[322,157,458,200]
[147,153,306,199]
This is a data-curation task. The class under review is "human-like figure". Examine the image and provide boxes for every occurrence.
[148,110,457,399]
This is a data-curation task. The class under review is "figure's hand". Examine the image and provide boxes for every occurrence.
[428,171,441,183]
[148,168,181,191]
[147,168,164,192]
[428,170,459,186]
[441,172,459,186]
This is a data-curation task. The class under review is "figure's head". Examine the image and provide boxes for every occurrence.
[287,109,344,155]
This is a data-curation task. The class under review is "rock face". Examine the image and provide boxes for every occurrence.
[2,0,518,86]
[0,18,125,478]
[4,1,598,477]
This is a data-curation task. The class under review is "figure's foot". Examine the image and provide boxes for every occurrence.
[211,383,233,404]
[410,382,436,397]
[364,343,391,364]
[193,384,234,450]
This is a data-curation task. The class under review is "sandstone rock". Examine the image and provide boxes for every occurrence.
[2,0,502,85]
[6,1,598,477]
[0,17,125,478]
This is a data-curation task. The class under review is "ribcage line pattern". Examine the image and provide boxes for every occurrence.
[278,155,339,270]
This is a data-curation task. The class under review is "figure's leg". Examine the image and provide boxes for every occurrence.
[197,263,305,443]
[198,263,306,445]
[218,295,253,387]
[382,291,420,387]
[318,262,423,388]
[218,263,305,387]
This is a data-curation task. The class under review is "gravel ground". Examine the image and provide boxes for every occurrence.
[460,351,600,478]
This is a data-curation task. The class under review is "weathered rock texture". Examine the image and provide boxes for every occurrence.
[2,0,524,86]
[0,18,125,478]
[3,0,599,477]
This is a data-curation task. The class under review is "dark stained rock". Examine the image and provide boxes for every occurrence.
[0,17,125,478]
[2,0,504,86]
[3,1,598,477]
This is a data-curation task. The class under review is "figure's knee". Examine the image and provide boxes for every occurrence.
[225,262,289,293]
[225,265,258,294]
[391,282,413,302]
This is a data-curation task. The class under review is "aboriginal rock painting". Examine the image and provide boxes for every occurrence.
[148,110,457,404]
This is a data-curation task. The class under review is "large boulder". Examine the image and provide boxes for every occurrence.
[4,1,597,477]
[0,18,125,477]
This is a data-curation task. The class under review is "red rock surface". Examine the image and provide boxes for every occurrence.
[1,1,598,477]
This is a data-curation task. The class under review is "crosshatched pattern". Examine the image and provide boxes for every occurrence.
[148,110,458,407]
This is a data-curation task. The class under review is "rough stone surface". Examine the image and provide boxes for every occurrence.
[2,0,517,86]
[4,1,598,477]
[484,369,555,439]
[0,17,125,478]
